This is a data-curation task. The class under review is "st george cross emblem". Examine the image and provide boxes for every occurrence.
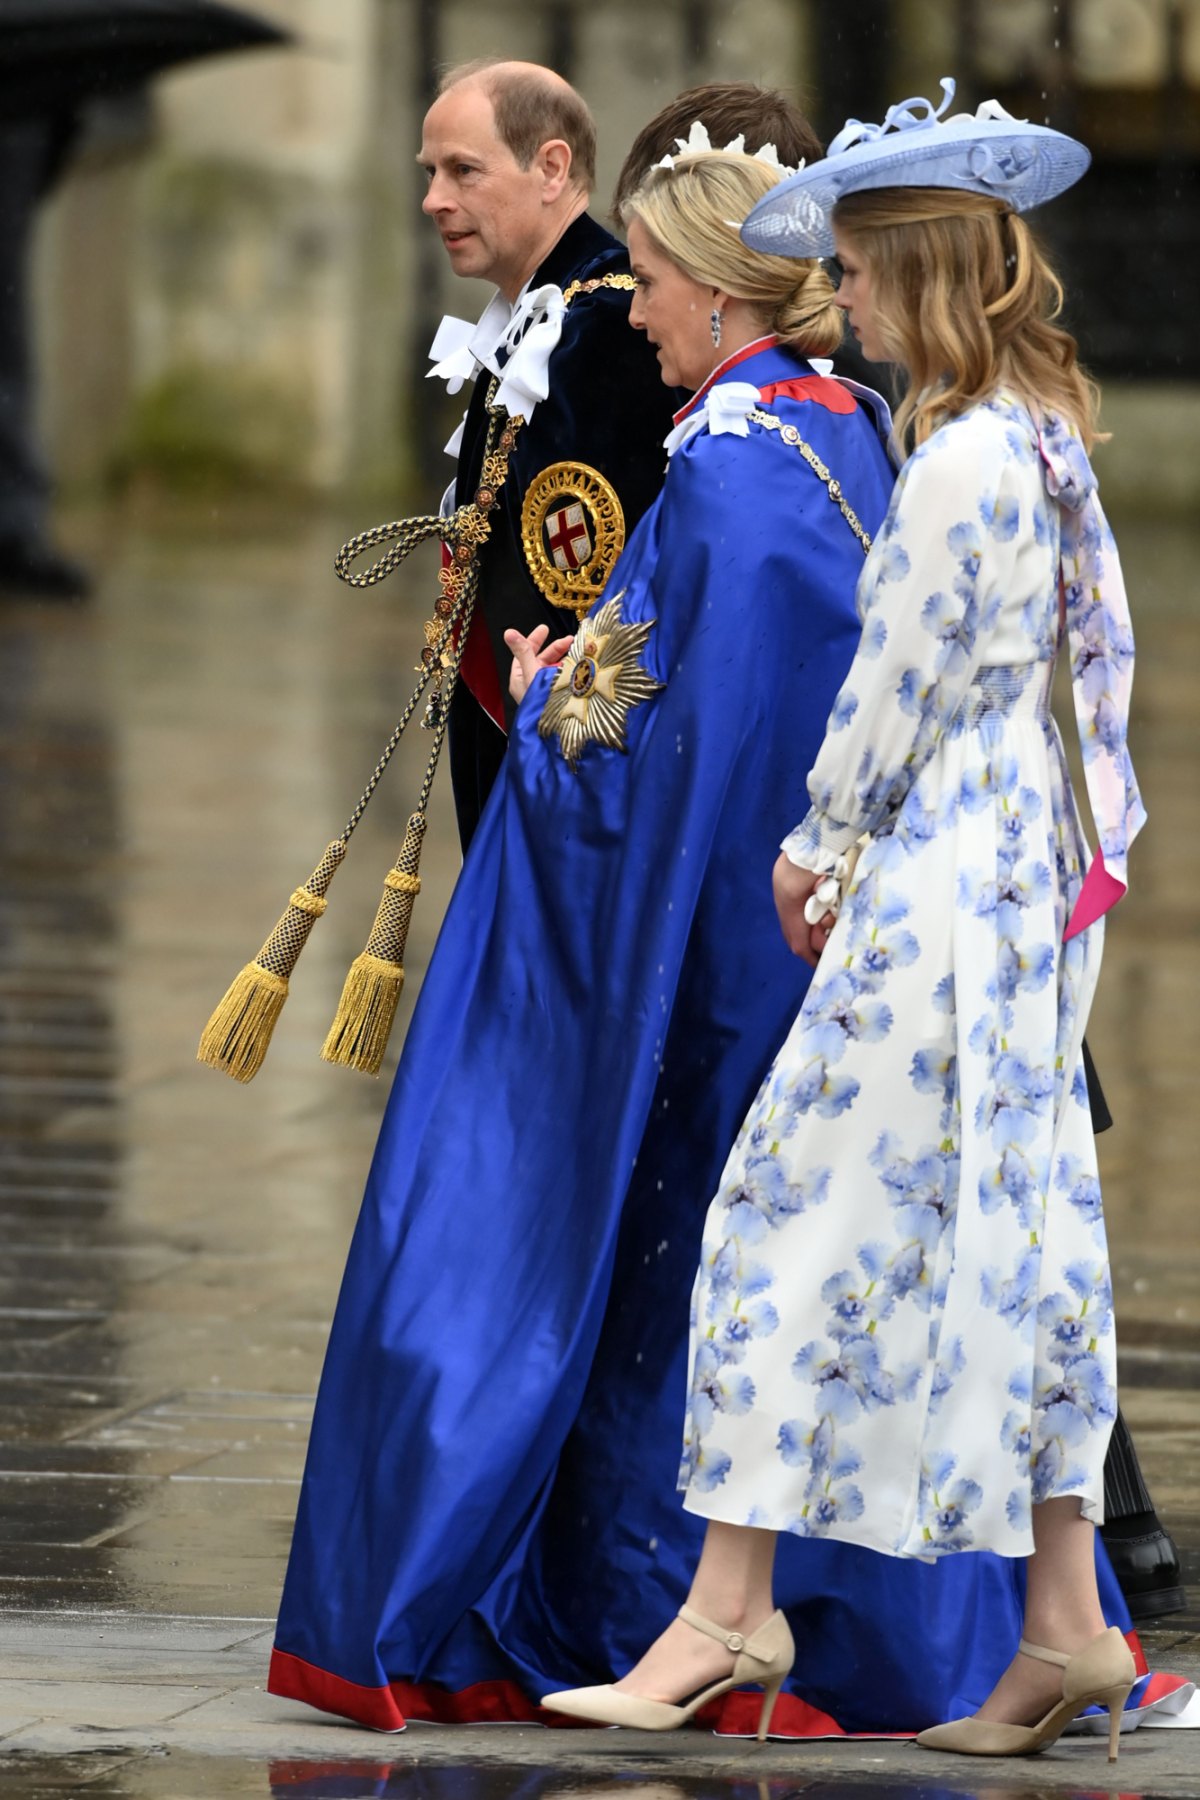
[521,461,625,618]
[545,501,593,572]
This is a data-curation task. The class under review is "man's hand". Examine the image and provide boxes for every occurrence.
[505,622,574,703]
[772,852,836,967]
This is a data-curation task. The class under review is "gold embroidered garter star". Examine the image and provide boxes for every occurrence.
[537,592,662,772]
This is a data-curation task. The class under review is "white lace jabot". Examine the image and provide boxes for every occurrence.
[427,282,568,457]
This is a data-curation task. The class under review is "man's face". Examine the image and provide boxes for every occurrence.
[419,83,550,300]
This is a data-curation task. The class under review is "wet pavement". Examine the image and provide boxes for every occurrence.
[0,496,1197,1796]
[0,1757,1193,1800]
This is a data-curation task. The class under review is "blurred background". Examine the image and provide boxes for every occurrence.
[0,0,1195,1646]
[26,0,1200,515]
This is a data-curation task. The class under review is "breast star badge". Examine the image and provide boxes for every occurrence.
[537,592,662,772]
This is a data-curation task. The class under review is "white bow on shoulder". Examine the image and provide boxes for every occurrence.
[662,380,763,459]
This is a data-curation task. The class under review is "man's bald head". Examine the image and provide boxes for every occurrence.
[420,60,592,298]
[439,59,596,193]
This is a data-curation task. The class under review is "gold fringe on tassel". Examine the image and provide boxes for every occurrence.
[195,963,289,1084]
[322,816,426,1074]
[197,841,346,1081]
[320,950,406,1074]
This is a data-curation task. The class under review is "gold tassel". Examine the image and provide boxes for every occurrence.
[322,814,426,1074]
[198,840,346,1081]
[319,950,405,1074]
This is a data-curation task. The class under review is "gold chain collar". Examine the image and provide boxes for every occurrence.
[748,407,873,554]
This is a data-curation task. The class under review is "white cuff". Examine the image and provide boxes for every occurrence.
[779,823,866,925]
[780,808,863,870]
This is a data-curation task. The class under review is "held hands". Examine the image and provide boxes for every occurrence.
[772,852,837,967]
[505,622,574,704]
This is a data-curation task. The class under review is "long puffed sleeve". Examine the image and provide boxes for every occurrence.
[782,414,1027,868]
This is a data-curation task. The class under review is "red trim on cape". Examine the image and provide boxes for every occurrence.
[758,374,857,414]
[269,1628,1152,1740]
[269,1646,408,1732]
[672,337,780,423]
[269,1647,865,1736]
[672,341,860,432]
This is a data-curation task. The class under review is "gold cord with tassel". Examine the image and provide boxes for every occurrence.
[319,404,522,1077]
[320,814,426,1071]
[197,840,346,1082]
[197,389,522,1082]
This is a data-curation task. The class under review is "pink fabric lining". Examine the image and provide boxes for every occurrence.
[1064,846,1125,941]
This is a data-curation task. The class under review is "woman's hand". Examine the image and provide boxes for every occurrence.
[772,852,837,967]
[505,622,574,703]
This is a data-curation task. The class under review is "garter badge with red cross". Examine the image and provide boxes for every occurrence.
[546,501,593,571]
[521,461,625,620]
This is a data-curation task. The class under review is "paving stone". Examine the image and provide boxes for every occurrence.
[0,1681,223,1726]
[0,502,1195,1794]
[0,1614,269,1653]
[0,1445,208,1479]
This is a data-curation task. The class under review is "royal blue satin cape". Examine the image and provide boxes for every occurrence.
[272,344,1132,1733]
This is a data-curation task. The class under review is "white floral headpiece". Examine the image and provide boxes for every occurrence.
[656,118,801,179]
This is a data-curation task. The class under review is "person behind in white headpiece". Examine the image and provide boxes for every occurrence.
[544,79,1151,1762]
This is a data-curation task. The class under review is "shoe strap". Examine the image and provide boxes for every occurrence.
[678,1603,760,1658]
[1018,1638,1072,1668]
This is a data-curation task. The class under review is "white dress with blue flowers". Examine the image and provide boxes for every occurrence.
[678,395,1145,1562]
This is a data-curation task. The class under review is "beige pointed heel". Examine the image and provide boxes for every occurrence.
[755,1667,788,1742]
[916,1626,1136,1762]
[541,1604,795,1736]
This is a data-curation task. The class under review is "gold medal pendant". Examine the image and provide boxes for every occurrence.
[521,461,625,620]
[537,592,662,772]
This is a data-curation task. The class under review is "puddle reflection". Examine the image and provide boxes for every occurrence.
[266,1763,1160,1800]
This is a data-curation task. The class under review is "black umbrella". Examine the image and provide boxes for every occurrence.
[0,0,291,121]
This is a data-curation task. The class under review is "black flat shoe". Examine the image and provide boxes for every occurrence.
[1102,1517,1187,1621]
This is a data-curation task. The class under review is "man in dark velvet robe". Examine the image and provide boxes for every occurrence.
[420,60,677,850]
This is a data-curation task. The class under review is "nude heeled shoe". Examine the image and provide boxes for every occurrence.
[916,1626,1136,1763]
[541,1604,795,1740]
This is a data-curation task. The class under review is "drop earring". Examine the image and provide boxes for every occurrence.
[710,307,723,348]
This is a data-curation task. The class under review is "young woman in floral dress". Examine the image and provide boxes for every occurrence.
[546,82,1149,1763]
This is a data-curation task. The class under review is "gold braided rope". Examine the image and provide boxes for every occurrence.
[201,275,639,1083]
[199,393,522,1081]
[749,408,873,554]
[333,512,448,587]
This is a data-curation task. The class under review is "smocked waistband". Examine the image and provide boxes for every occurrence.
[958,661,1053,727]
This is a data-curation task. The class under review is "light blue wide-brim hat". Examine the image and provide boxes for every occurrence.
[741,77,1090,259]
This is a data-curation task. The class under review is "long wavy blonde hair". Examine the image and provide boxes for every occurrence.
[623,151,844,358]
[834,187,1103,450]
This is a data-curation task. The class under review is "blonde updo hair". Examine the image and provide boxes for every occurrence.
[833,187,1103,450]
[621,151,844,359]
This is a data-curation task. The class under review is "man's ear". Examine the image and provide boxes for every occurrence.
[537,138,574,203]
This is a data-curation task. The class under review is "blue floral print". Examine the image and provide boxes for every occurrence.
[679,397,1132,1560]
